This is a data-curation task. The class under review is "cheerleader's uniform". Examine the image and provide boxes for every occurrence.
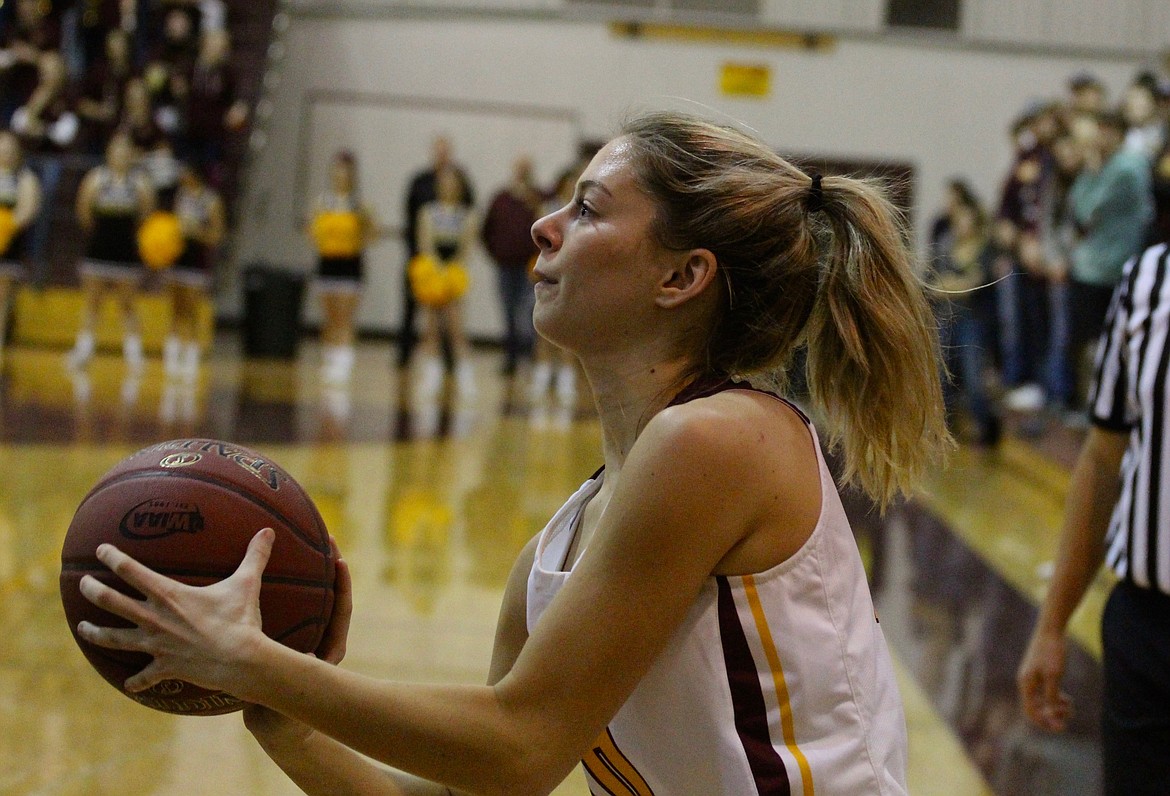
[80,167,145,283]
[315,191,364,294]
[166,184,217,290]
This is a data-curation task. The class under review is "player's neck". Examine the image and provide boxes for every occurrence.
[581,352,695,475]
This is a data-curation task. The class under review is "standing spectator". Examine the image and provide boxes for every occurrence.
[75,28,135,157]
[481,155,539,378]
[184,28,246,186]
[308,150,375,386]
[996,107,1056,412]
[398,135,474,369]
[75,0,134,76]
[142,6,198,141]
[1039,132,1085,411]
[1019,241,1170,796]
[1064,110,1154,410]
[66,132,155,370]
[11,50,78,276]
[1122,72,1166,163]
[0,130,40,362]
[930,187,1001,446]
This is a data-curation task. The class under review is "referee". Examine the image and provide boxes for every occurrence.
[1019,241,1170,796]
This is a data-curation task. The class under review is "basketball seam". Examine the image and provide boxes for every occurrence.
[60,562,335,589]
[78,468,331,555]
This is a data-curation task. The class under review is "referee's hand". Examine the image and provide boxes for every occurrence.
[1017,628,1074,732]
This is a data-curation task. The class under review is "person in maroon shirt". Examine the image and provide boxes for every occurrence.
[481,155,540,376]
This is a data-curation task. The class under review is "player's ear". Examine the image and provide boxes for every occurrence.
[656,248,718,309]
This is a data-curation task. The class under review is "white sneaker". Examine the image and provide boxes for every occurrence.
[555,364,577,406]
[456,360,477,400]
[66,330,96,370]
[163,335,182,376]
[123,334,144,372]
[529,362,552,401]
[414,355,444,400]
[1005,383,1044,412]
[180,342,200,382]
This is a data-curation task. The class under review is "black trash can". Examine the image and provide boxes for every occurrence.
[242,264,305,359]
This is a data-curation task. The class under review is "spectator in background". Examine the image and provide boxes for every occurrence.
[481,155,539,378]
[76,28,135,157]
[185,28,246,186]
[1122,71,1167,162]
[117,75,180,208]
[398,135,474,369]
[11,50,77,276]
[0,130,40,362]
[996,106,1056,414]
[1065,72,1107,144]
[930,185,1001,446]
[0,0,62,125]
[1064,110,1154,412]
[1039,131,1085,412]
[75,0,135,77]
[143,6,198,140]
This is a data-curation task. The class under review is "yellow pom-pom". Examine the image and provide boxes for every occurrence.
[311,211,362,258]
[137,211,185,270]
[0,207,16,257]
[444,263,470,300]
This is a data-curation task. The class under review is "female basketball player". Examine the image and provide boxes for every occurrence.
[162,164,225,380]
[78,112,950,795]
[310,151,375,385]
[66,133,156,370]
[0,131,41,361]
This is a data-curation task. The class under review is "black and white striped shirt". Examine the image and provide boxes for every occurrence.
[1090,242,1170,595]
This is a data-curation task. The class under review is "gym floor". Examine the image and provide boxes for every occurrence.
[0,335,1108,795]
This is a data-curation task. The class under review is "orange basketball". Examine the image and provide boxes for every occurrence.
[60,439,336,716]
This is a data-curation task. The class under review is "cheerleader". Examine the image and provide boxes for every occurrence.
[162,163,225,379]
[0,131,41,361]
[309,151,375,385]
[67,133,156,370]
[412,168,476,399]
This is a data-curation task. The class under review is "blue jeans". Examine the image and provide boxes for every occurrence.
[26,155,63,284]
[495,266,535,373]
[938,300,995,431]
[1043,279,1072,408]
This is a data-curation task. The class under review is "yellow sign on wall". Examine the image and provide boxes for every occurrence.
[720,63,772,98]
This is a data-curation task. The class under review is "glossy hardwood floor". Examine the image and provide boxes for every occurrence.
[0,335,1100,795]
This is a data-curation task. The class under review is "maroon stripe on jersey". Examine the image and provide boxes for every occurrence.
[717,575,792,796]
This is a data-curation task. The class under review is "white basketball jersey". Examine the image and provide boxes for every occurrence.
[527,396,908,796]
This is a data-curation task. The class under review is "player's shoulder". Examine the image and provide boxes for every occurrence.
[639,387,808,472]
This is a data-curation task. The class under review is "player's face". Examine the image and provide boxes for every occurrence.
[530,137,678,356]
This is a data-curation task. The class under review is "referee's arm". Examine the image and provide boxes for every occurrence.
[1017,427,1127,732]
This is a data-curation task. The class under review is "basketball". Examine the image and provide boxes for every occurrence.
[59,439,337,716]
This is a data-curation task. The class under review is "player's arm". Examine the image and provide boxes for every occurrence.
[1018,425,1127,731]
[79,403,781,795]
[231,406,764,793]
[247,535,537,795]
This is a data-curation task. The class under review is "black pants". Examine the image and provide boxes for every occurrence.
[1101,580,1170,796]
[1065,279,1116,408]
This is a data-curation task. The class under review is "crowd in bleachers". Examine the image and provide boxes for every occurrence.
[0,0,246,277]
[930,67,1170,445]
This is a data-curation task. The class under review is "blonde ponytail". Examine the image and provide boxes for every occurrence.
[621,112,951,507]
[802,176,952,507]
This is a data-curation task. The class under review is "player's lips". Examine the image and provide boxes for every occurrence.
[532,269,557,285]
